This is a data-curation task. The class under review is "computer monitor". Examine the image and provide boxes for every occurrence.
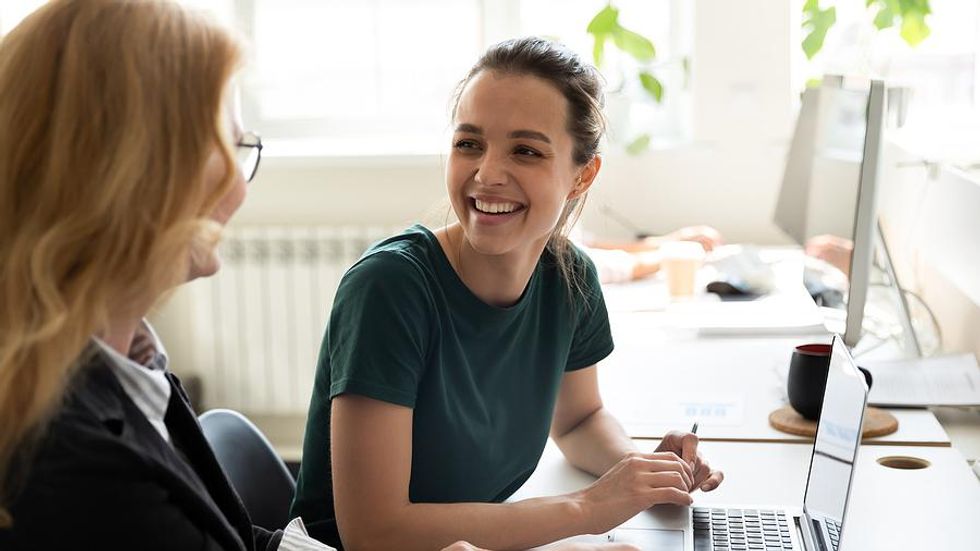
[773,86,820,245]
[773,77,886,349]
[845,80,885,348]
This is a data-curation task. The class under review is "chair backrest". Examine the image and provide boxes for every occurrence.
[198,408,296,530]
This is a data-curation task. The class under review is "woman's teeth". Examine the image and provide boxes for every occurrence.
[474,199,522,214]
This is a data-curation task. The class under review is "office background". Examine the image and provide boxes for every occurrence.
[2,0,976,420]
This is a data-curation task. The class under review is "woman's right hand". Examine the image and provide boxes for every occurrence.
[575,451,695,534]
[440,541,641,551]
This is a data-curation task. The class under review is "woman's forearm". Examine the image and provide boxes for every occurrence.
[341,493,589,551]
[551,406,636,477]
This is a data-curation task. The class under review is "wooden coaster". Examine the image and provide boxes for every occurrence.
[769,405,898,439]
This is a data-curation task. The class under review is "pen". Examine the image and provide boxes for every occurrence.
[689,422,700,492]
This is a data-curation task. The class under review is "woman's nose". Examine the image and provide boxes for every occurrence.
[474,149,508,187]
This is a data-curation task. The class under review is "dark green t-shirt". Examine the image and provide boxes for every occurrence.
[290,225,613,546]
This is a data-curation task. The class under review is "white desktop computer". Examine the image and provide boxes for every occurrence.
[773,76,920,356]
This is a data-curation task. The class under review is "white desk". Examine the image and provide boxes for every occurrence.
[932,406,980,461]
[513,439,980,550]
[599,311,950,446]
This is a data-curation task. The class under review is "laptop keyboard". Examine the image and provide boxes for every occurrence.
[825,518,841,550]
[693,507,794,550]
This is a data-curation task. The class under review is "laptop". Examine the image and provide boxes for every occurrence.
[604,334,869,551]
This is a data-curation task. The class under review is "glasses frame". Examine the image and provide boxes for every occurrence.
[236,131,263,183]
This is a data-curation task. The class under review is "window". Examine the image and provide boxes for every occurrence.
[235,0,687,155]
[240,0,483,156]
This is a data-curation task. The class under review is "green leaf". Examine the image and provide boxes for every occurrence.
[900,11,930,45]
[625,134,651,155]
[872,5,895,29]
[898,0,930,14]
[592,34,607,67]
[612,27,656,62]
[801,3,836,60]
[805,78,823,89]
[638,71,664,102]
[587,4,619,35]
[586,3,619,67]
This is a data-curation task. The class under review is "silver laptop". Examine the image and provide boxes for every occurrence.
[605,335,869,551]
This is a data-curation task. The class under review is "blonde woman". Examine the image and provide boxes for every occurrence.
[0,1,306,549]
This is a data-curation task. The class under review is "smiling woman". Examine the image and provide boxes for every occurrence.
[290,37,723,551]
[445,39,607,304]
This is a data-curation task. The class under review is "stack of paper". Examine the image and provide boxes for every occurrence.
[864,353,980,407]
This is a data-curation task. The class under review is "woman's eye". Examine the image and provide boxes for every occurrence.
[454,139,480,151]
[514,146,540,157]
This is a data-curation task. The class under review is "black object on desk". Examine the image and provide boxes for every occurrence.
[705,278,761,301]
[788,343,873,420]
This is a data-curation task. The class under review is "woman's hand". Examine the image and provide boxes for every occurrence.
[656,430,724,492]
[662,225,724,252]
[441,541,641,551]
[804,234,853,277]
[542,544,641,551]
[575,451,695,535]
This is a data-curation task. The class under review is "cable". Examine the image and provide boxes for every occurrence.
[868,282,943,354]
[900,287,943,352]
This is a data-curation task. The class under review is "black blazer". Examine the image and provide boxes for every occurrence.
[0,348,283,550]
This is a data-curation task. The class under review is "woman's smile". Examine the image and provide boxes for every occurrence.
[470,195,528,226]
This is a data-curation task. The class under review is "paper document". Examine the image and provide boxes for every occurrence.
[864,353,980,407]
[613,394,745,429]
[670,300,828,336]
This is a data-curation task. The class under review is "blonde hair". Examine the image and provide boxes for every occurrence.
[0,0,242,526]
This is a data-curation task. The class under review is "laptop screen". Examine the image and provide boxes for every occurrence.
[802,336,869,547]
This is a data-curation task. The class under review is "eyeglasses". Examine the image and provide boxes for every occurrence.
[236,131,263,183]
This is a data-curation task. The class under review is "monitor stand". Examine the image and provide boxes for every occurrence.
[871,219,922,357]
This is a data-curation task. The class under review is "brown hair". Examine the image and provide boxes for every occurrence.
[451,37,607,298]
[0,0,242,526]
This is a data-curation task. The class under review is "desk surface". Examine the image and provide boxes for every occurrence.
[932,406,980,461]
[513,439,980,550]
[599,311,951,446]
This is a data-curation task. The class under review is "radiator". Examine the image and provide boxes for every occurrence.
[178,225,397,415]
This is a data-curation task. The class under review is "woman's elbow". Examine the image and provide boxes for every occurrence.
[337,518,410,551]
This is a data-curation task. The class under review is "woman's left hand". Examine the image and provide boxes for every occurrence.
[655,430,724,492]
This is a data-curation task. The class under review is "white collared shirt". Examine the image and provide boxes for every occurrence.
[92,323,337,550]
[92,320,172,444]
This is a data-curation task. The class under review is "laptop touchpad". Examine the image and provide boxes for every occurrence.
[613,528,684,550]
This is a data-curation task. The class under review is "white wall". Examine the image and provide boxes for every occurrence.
[877,142,980,358]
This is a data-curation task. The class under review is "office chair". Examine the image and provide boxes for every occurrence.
[198,409,296,530]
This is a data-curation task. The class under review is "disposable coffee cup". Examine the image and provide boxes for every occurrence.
[788,343,873,420]
[660,241,705,299]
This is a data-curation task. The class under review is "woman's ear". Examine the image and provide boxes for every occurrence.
[568,155,602,200]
